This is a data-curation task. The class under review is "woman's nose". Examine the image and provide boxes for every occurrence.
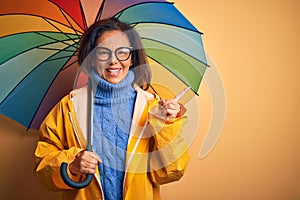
[110,52,118,65]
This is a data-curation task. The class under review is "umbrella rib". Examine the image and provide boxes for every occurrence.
[41,44,77,64]
[60,59,78,72]
[149,84,162,99]
[46,55,74,62]
[95,0,106,22]
[58,7,84,38]
[130,22,202,35]
[141,37,208,66]
[42,17,80,44]
[35,32,79,50]
[48,0,86,32]
[114,1,174,18]
[78,0,88,30]
[38,47,76,52]
[42,44,78,71]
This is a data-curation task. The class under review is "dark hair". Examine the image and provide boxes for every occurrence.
[77,18,151,90]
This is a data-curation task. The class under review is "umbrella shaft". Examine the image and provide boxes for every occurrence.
[87,78,94,152]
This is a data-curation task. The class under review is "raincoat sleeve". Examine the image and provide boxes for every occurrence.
[147,99,190,185]
[34,95,85,191]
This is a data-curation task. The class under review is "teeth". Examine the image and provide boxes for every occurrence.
[107,69,120,72]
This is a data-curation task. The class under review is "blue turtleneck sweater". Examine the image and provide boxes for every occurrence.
[91,70,136,200]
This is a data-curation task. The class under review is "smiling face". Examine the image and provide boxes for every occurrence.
[92,30,132,84]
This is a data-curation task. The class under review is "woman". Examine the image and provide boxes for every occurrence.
[34,18,190,200]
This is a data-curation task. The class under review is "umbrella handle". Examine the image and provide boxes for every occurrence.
[60,162,93,189]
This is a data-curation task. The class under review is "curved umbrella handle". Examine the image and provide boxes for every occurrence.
[60,162,93,189]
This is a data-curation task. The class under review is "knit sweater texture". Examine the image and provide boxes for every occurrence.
[91,69,136,200]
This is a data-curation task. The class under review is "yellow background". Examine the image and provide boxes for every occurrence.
[1,0,299,199]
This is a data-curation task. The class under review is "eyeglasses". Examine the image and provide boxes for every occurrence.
[95,46,133,61]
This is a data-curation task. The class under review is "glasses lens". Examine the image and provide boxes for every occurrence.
[95,47,132,61]
[115,47,132,61]
[96,47,111,61]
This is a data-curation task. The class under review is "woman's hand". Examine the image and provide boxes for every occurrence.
[69,150,102,175]
[158,99,181,120]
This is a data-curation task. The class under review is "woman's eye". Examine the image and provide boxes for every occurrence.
[98,51,109,55]
[118,49,130,55]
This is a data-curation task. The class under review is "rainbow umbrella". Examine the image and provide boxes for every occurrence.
[0,0,207,129]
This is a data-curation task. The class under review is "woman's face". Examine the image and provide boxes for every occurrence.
[92,30,132,84]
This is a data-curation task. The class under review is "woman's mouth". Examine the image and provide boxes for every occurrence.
[106,68,121,76]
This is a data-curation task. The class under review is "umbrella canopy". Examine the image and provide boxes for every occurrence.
[0,0,208,130]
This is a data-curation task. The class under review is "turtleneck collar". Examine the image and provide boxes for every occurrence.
[90,69,135,100]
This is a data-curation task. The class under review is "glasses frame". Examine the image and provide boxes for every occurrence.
[95,46,133,61]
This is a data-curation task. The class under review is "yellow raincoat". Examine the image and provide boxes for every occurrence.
[34,85,190,200]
